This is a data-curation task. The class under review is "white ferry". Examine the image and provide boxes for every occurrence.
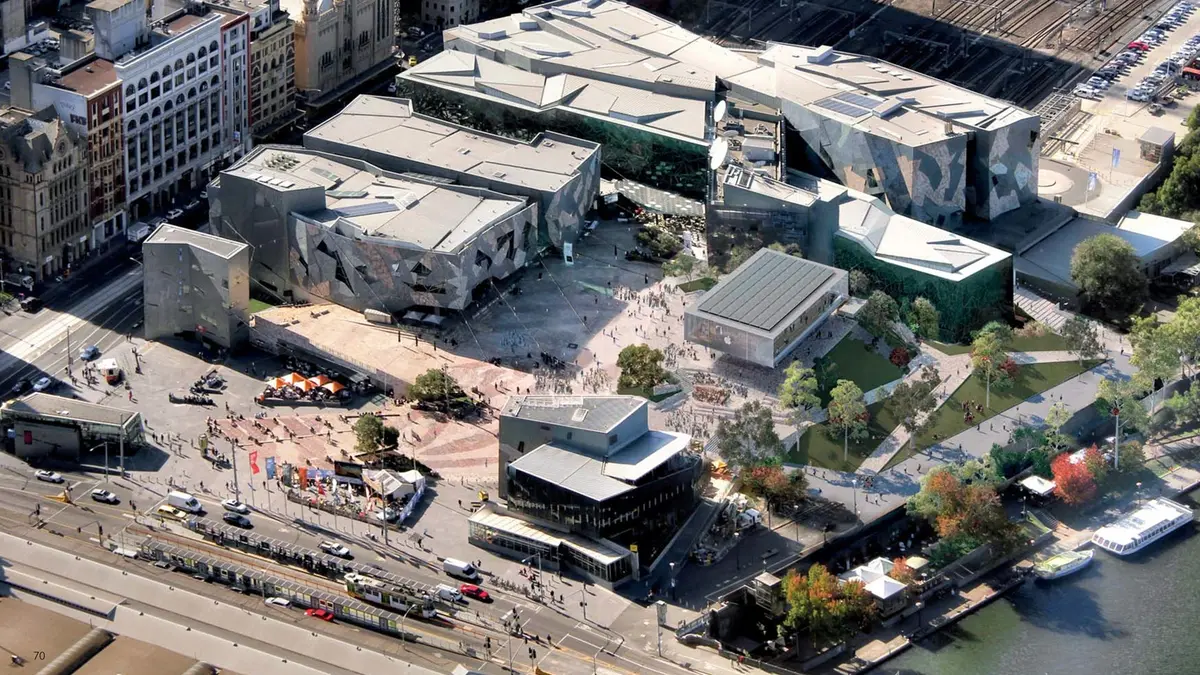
[1091,497,1194,555]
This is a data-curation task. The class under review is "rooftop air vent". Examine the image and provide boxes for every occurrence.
[493,170,506,178]
[458,147,471,154]
[571,408,589,423]
[807,45,834,64]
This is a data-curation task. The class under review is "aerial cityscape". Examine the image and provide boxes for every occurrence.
[3,0,1200,673]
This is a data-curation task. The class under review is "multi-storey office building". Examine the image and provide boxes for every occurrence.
[12,52,127,255]
[244,0,297,139]
[0,106,90,281]
[287,0,395,111]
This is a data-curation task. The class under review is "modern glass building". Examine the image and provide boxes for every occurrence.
[480,395,705,587]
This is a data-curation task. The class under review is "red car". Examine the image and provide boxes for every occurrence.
[305,608,334,621]
[459,584,492,602]
[1128,41,1150,51]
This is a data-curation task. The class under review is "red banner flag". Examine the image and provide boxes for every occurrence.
[249,450,260,475]
[299,467,308,490]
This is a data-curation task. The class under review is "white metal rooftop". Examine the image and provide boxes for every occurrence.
[399,52,711,144]
[232,147,527,253]
[443,0,1035,149]
[305,96,599,192]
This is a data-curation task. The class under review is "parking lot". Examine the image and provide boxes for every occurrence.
[1073,1,1199,107]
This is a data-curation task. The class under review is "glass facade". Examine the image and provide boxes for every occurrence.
[505,452,703,563]
[468,519,635,584]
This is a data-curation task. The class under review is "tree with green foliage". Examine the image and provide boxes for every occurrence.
[1164,295,1200,379]
[1070,233,1148,316]
[409,368,464,406]
[890,367,942,456]
[725,245,756,272]
[848,269,872,298]
[662,253,699,280]
[1096,378,1150,470]
[908,297,940,341]
[813,355,839,399]
[353,413,385,454]
[1139,116,1200,218]
[859,290,899,338]
[1166,387,1200,427]
[1129,315,1179,407]
[635,227,682,259]
[715,401,783,469]
[778,361,821,426]
[767,241,804,257]
[974,320,1013,345]
[971,331,1010,406]
[617,344,668,392]
[827,380,869,463]
[783,564,876,647]
[1061,315,1105,365]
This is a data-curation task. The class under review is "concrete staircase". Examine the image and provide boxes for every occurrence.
[1014,285,1070,331]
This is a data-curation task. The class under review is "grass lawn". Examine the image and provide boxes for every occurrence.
[786,400,903,473]
[617,384,677,403]
[927,332,1069,356]
[882,359,1102,471]
[678,277,717,293]
[820,337,903,399]
[248,298,275,314]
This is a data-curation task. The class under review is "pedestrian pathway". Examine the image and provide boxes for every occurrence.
[856,351,971,475]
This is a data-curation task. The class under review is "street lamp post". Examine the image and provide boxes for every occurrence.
[982,356,991,410]
[852,478,859,519]
[915,600,925,632]
[399,604,414,651]
[734,531,741,570]
[1112,406,1122,472]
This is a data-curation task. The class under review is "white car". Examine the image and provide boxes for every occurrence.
[165,208,184,221]
[264,596,291,607]
[1127,91,1151,102]
[35,470,63,483]
[221,498,250,514]
[91,489,119,504]
[319,541,351,558]
[32,376,54,392]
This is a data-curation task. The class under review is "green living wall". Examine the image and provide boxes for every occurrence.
[833,236,1012,342]
[399,80,710,199]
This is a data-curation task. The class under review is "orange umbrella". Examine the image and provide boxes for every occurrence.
[281,373,306,385]
[308,375,333,387]
[267,377,288,389]
[323,382,346,394]
[293,380,315,392]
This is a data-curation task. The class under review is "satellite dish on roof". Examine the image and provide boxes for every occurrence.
[709,137,729,170]
[714,100,727,123]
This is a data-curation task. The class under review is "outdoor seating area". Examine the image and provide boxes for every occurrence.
[261,373,350,403]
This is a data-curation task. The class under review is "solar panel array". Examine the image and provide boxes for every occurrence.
[815,98,870,118]
[835,92,882,109]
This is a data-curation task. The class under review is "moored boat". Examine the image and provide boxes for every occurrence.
[1091,497,1194,556]
[1033,549,1094,580]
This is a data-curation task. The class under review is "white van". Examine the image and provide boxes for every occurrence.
[167,490,203,514]
[442,558,480,581]
[435,584,464,603]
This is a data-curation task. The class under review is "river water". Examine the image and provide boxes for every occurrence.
[889,494,1200,675]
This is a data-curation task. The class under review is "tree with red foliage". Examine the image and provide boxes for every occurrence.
[998,358,1020,380]
[1052,452,1097,505]
[889,347,912,368]
[890,557,916,584]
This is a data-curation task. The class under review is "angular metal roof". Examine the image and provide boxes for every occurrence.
[697,249,838,331]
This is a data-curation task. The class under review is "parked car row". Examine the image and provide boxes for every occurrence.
[1075,2,1197,101]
